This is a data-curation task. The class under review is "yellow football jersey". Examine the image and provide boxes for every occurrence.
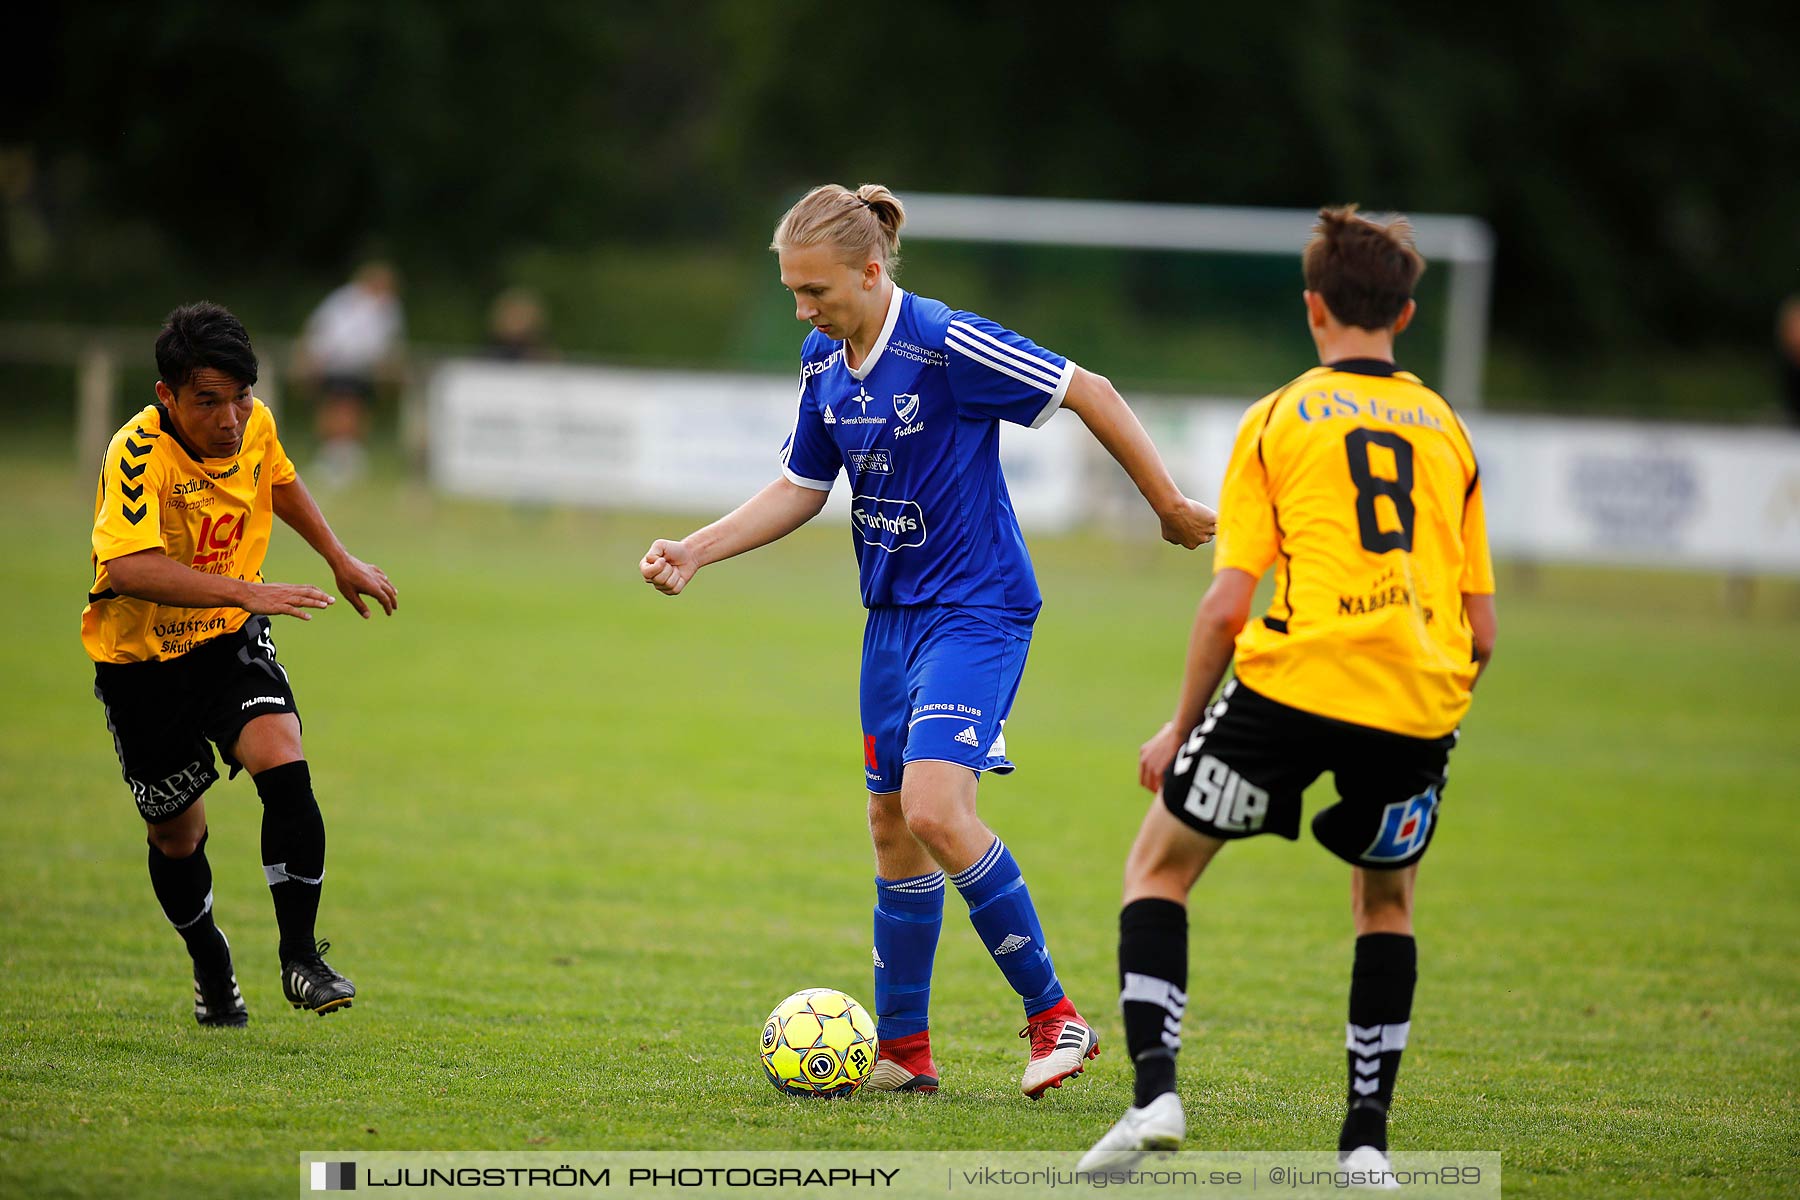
[1214,360,1495,739]
[82,400,297,664]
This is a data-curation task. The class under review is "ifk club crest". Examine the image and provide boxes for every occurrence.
[893,393,920,423]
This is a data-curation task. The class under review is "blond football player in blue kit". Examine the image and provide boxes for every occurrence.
[643,184,1215,1096]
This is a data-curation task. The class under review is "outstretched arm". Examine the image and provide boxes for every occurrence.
[273,477,397,618]
[1060,367,1217,548]
[640,477,831,596]
[1136,568,1257,791]
[105,550,336,620]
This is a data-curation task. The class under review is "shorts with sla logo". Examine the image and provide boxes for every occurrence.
[1161,679,1455,869]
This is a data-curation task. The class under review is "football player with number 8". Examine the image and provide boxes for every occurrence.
[1083,207,1498,1177]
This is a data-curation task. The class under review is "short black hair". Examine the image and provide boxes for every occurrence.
[155,302,258,393]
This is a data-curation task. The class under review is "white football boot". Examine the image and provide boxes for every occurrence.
[1339,1145,1401,1190]
[1077,1091,1185,1172]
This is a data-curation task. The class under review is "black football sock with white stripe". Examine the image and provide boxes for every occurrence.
[148,830,230,975]
[1340,932,1417,1153]
[1118,897,1188,1107]
[255,761,326,964]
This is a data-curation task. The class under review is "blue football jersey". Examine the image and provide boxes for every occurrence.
[778,287,1074,611]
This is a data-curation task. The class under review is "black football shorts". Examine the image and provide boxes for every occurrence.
[1160,678,1455,870]
[93,616,301,823]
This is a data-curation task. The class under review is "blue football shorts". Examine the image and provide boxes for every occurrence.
[860,605,1033,794]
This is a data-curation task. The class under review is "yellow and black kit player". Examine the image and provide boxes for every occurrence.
[1085,207,1498,1175]
[83,303,397,1025]
[1215,359,1492,740]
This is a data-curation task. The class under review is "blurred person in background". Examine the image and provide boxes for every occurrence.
[1778,296,1800,426]
[293,261,406,487]
[641,183,1216,1100]
[484,286,555,361]
[83,302,397,1026]
[1082,207,1496,1177]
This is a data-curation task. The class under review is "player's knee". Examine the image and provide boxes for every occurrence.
[867,798,913,854]
[867,792,904,832]
[899,803,958,857]
[147,823,204,859]
[233,714,304,776]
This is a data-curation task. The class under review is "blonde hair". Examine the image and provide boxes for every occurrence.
[771,183,906,274]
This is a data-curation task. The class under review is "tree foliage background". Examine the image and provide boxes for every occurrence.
[6,1,1797,409]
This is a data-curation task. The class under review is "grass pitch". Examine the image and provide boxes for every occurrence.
[0,450,1795,1197]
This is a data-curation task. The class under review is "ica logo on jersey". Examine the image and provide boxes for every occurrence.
[192,511,245,572]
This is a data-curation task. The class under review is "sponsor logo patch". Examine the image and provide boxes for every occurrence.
[802,348,845,380]
[846,449,892,476]
[1364,787,1439,862]
[1180,753,1270,832]
[129,759,217,817]
[838,387,887,425]
[851,496,926,552]
[912,701,983,719]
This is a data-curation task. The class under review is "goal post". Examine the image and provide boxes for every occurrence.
[902,193,1495,408]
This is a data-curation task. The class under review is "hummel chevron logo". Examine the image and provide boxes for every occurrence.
[121,482,144,502]
[122,503,147,525]
[134,425,160,439]
[118,457,147,481]
[995,934,1032,955]
[1355,1059,1380,1077]
[125,438,152,457]
[954,725,981,748]
[1353,1077,1381,1096]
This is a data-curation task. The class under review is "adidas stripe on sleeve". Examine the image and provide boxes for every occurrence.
[944,314,1076,429]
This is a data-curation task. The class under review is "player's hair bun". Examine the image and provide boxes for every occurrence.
[854,184,906,236]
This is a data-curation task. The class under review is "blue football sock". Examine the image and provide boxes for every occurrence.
[873,870,945,1041]
[951,838,1065,1017]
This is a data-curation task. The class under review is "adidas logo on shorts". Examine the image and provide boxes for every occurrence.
[954,725,981,748]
